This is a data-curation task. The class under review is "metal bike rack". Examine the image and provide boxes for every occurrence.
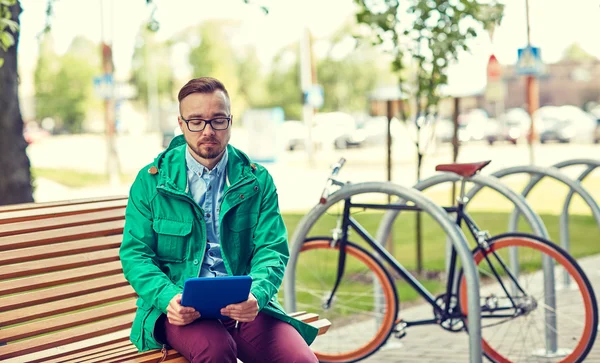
[283,182,484,363]
[375,173,550,301]
[464,164,600,357]
[551,159,600,286]
[375,173,551,248]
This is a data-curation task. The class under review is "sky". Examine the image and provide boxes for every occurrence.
[16,0,600,97]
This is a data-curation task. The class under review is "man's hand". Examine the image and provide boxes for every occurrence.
[167,294,200,326]
[221,293,259,322]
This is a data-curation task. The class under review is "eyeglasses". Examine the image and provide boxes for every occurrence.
[180,115,232,132]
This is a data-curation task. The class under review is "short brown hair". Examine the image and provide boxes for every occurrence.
[177,77,230,102]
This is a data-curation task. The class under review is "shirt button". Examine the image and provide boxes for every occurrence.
[209,267,215,271]
[206,213,211,218]
[208,251,214,257]
[240,194,245,199]
[193,259,199,265]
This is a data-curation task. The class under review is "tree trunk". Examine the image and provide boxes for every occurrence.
[0,1,34,206]
[415,151,423,275]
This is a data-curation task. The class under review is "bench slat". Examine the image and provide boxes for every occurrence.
[0,300,135,343]
[0,285,136,326]
[0,261,122,296]
[63,345,139,363]
[28,339,133,363]
[0,274,128,312]
[0,220,124,251]
[0,196,127,214]
[0,235,122,265]
[0,208,126,237]
[75,348,145,363]
[0,199,127,224]
[291,312,319,324]
[312,319,332,335]
[124,349,182,363]
[0,248,120,280]
[6,330,131,363]
[0,313,135,361]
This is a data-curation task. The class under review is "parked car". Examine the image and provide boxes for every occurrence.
[588,107,600,144]
[458,109,496,142]
[313,112,361,149]
[488,108,531,145]
[280,120,308,151]
[534,105,596,143]
[435,119,469,144]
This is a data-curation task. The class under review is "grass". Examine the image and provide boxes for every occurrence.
[281,209,600,317]
[32,168,135,188]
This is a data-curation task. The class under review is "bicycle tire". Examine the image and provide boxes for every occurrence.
[294,237,399,363]
[458,233,598,363]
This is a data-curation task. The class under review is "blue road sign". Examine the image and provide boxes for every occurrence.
[517,46,543,76]
[303,85,324,109]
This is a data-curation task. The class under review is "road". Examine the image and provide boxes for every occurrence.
[27,131,600,211]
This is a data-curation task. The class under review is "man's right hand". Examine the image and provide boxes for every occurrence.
[167,294,200,326]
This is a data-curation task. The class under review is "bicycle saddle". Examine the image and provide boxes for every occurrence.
[435,160,491,178]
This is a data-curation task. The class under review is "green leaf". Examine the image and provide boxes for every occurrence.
[0,31,14,49]
[0,0,16,6]
[0,17,18,32]
[0,58,4,68]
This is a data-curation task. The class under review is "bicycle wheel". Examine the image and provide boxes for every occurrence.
[294,237,399,363]
[458,233,598,363]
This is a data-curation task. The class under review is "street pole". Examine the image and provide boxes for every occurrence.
[300,28,315,167]
[386,100,394,255]
[100,0,120,186]
[525,0,538,165]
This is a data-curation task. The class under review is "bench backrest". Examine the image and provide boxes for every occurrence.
[0,196,133,362]
[0,196,330,363]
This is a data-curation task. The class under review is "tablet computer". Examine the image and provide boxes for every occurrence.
[180,275,252,320]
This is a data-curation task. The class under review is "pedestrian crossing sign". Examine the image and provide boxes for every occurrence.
[517,46,543,76]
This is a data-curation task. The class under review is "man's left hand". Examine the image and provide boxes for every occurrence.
[221,293,259,322]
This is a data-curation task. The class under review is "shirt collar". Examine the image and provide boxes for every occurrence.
[185,147,228,177]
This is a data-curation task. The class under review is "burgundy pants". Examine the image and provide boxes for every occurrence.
[155,312,318,363]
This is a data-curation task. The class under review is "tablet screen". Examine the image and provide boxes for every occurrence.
[181,275,252,320]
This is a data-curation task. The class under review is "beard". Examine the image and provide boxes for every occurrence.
[188,135,229,160]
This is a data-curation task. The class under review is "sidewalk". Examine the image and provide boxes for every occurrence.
[356,253,600,362]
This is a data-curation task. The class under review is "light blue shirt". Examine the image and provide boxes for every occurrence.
[185,148,229,277]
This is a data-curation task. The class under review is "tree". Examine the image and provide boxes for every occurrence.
[131,26,175,108]
[263,46,302,120]
[354,0,503,274]
[235,45,268,108]
[317,39,393,113]
[188,21,245,115]
[34,35,100,133]
[0,0,265,205]
[0,0,33,205]
[562,43,596,62]
[34,35,60,123]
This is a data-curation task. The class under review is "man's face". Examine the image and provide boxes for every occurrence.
[178,90,232,161]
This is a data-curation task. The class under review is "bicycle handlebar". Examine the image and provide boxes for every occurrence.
[319,158,346,204]
[330,157,346,177]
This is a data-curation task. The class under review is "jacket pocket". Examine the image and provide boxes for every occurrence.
[152,219,192,263]
[131,298,163,352]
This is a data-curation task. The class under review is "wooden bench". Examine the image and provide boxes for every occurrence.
[0,196,330,362]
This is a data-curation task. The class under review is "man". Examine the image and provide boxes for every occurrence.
[120,77,318,363]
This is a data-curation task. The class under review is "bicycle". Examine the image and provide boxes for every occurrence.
[285,158,598,363]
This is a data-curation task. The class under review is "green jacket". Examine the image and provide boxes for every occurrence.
[119,135,318,351]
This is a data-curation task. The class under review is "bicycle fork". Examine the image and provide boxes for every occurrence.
[323,198,352,309]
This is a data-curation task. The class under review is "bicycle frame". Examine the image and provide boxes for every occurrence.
[328,191,526,328]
